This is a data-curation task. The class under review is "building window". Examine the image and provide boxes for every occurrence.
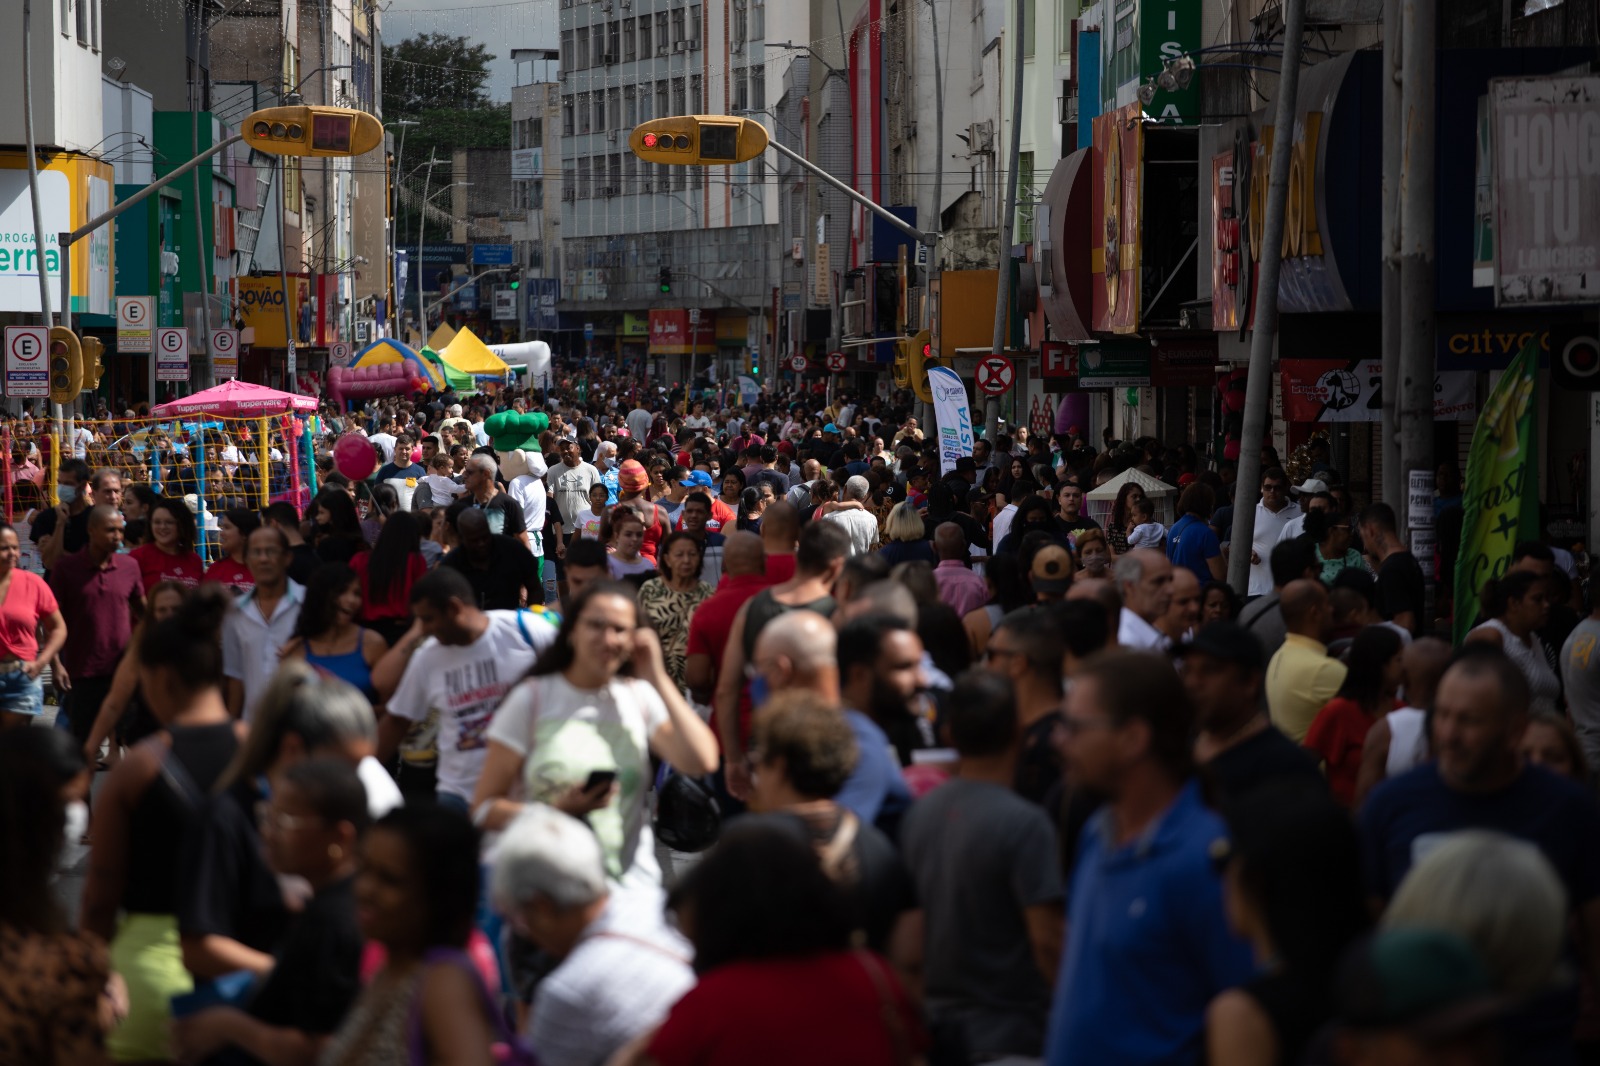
[656,81,668,120]
[690,75,702,114]
[733,68,748,111]
[575,27,589,68]
[577,157,591,198]
[624,152,637,191]
[594,92,606,129]
[671,77,686,115]
[640,15,652,54]
[563,99,574,136]
[607,21,620,60]
[689,4,701,42]
[609,154,622,188]
[656,12,669,50]
[623,19,636,60]
[752,0,765,39]
[592,29,605,66]
[752,66,766,109]
[671,7,685,43]
[560,30,573,69]
[608,88,621,128]
[733,3,747,43]
[1022,0,1035,58]
[531,117,543,149]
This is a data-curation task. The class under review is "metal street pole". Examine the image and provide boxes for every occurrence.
[1227,0,1307,594]
[922,0,948,429]
[1397,0,1435,546]
[1380,0,1403,510]
[390,119,417,337]
[986,0,1026,444]
[191,0,215,389]
[416,158,444,344]
[22,0,62,435]
[279,157,295,390]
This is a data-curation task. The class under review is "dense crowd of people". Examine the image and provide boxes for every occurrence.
[0,375,1597,1066]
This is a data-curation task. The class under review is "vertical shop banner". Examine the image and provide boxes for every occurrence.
[1453,341,1541,645]
[928,366,974,476]
[1091,104,1143,334]
[1491,76,1600,306]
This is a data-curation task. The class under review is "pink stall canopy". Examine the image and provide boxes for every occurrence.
[151,379,319,418]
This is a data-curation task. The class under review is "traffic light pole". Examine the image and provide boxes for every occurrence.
[767,141,938,250]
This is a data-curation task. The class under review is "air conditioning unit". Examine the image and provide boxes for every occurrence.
[657,44,670,56]
[601,186,619,197]
[638,181,652,193]
[606,129,618,142]
[970,120,995,154]
[603,52,617,64]
[688,39,700,50]
[673,40,689,52]
[562,188,576,201]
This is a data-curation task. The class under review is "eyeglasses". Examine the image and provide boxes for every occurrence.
[1261,483,1285,493]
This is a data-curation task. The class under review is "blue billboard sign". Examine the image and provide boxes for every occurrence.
[472,244,516,266]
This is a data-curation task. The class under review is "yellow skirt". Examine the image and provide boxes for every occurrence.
[107,912,193,1062]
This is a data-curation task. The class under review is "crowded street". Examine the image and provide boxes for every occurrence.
[3,0,1600,1062]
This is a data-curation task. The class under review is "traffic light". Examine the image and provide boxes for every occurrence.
[507,266,522,291]
[630,116,770,166]
[48,327,82,405]
[894,329,935,402]
[246,105,384,158]
[659,267,672,294]
[80,336,105,392]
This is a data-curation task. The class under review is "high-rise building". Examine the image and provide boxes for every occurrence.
[556,0,806,382]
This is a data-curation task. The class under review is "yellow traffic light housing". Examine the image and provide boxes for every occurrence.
[629,116,770,165]
[245,105,384,158]
[48,328,82,405]
[901,329,936,402]
[80,336,106,392]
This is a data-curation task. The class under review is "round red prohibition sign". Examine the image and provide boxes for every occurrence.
[826,350,847,372]
[976,355,1015,395]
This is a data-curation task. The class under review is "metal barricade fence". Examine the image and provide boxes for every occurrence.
[4,414,320,562]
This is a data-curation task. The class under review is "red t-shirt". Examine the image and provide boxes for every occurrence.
[351,550,426,621]
[685,573,769,751]
[202,557,256,595]
[0,570,58,661]
[648,952,923,1066]
[1304,696,1390,807]
[764,552,797,584]
[128,544,204,593]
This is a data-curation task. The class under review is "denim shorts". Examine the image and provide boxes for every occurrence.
[0,664,43,717]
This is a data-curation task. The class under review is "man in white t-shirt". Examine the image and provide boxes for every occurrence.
[376,569,557,807]
[683,402,711,431]
[821,475,882,556]
[546,438,603,555]
[1248,468,1301,597]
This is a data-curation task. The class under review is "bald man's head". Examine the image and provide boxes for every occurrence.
[753,609,841,701]
[934,522,967,561]
[1401,637,1453,711]
[1280,579,1330,638]
[722,530,765,577]
[87,503,122,531]
[761,500,800,546]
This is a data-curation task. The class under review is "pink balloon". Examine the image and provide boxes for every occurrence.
[333,434,377,481]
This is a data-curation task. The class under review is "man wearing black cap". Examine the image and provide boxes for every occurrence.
[1179,621,1324,805]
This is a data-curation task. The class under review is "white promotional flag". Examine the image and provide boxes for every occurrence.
[928,366,975,476]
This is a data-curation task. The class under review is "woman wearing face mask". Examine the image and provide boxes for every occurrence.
[0,727,113,1066]
[471,581,719,890]
[79,588,240,1063]
[1073,527,1113,582]
[128,498,204,592]
[203,508,260,594]
[0,522,68,732]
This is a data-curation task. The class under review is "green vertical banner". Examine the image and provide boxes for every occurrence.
[1453,341,1541,645]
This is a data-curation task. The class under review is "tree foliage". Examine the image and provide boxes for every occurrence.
[382,32,495,114]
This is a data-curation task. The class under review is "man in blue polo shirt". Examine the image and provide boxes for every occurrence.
[1046,649,1256,1066]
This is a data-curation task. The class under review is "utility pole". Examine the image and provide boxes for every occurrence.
[22,0,60,434]
[987,0,1026,444]
[190,0,215,389]
[416,157,445,344]
[1226,0,1307,594]
[922,0,947,429]
[1379,0,1403,511]
[1396,0,1435,545]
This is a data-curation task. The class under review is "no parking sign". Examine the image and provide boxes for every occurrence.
[156,327,190,382]
[5,326,50,398]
